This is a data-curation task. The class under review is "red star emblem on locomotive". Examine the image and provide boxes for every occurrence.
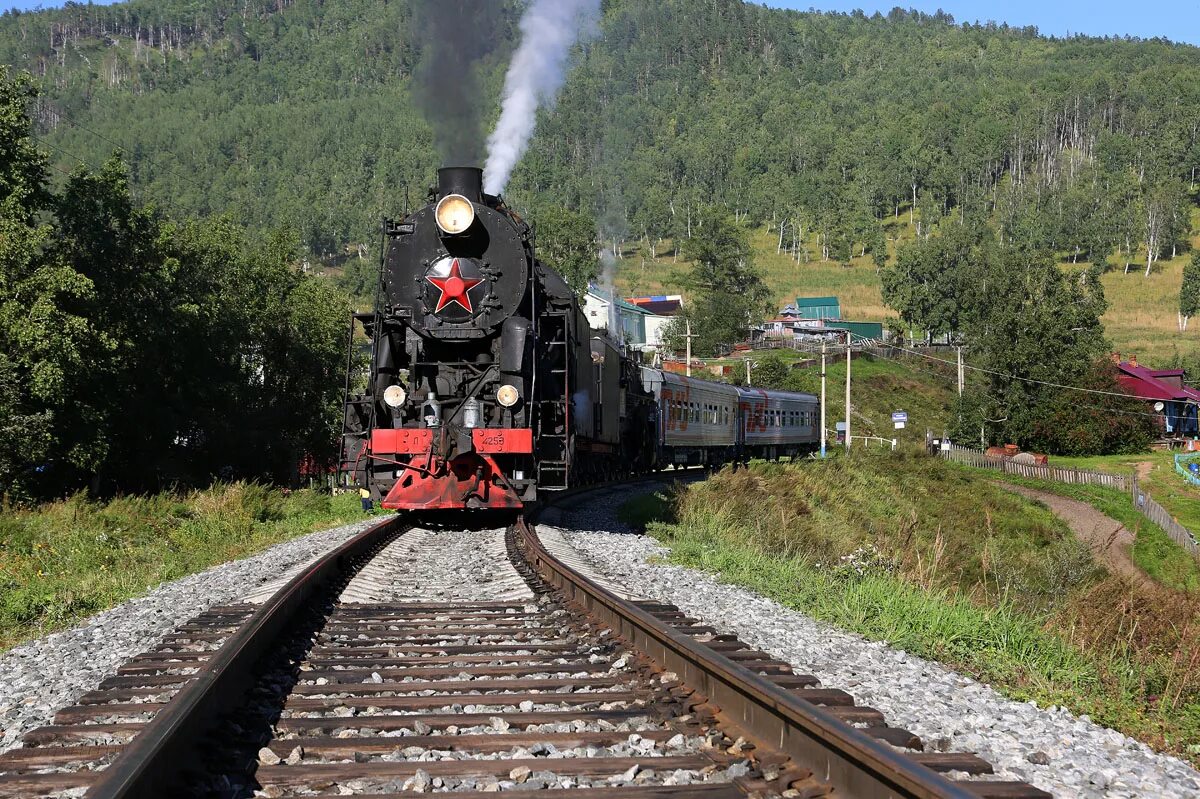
[426,258,483,314]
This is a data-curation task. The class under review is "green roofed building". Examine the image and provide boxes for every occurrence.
[782,296,840,321]
[827,320,884,341]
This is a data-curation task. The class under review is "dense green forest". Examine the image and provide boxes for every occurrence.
[1,0,1199,468]
[0,68,347,501]
[2,0,1197,271]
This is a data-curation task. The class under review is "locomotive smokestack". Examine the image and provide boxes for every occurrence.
[438,167,483,202]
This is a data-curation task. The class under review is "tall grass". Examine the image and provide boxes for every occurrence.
[0,483,363,649]
[643,457,1200,760]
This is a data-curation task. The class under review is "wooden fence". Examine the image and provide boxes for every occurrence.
[943,444,1199,557]
[940,444,1129,490]
[1174,453,1200,488]
[1132,479,1199,554]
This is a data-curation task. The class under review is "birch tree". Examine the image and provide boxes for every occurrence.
[1181,253,1200,332]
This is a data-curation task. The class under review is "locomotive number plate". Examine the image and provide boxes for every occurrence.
[473,429,533,454]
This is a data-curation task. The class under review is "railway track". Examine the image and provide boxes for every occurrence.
[0,488,1053,798]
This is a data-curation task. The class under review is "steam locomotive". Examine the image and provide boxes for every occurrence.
[340,167,822,511]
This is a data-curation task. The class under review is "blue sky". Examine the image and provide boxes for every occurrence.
[767,1,1198,45]
[3,0,1197,46]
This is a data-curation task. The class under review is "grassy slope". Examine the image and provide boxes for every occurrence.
[0,484,368,650]
[633,456,1200,762]
[972,466,1200,594]
[617,208,1200,368]
[786,354,957,441]
[702,350,958,440]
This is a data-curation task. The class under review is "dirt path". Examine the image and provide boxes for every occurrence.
[999,484,1148,583]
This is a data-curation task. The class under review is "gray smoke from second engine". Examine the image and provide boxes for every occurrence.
[411,0,500,166]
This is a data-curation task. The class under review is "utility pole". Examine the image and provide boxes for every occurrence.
[820,340,827,457]
[684,317,695,377]
[956,346,964,396]
[844,330,852,452]
[686,316,696,379]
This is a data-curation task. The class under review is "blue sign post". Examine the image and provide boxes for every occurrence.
[892,411,908,430]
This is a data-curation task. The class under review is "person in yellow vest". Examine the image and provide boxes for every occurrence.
[359,487,373,514]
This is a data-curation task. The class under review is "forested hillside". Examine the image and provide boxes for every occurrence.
[2,0,1199,363]
[0,68,348,501]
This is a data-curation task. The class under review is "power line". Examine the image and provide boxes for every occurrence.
[33,134,107,176]
[878,341,1183,404]
[856,341,1182,422]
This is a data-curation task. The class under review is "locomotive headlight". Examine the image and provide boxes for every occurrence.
[496,384,520,408]
[383,385,407,408]
[434,194,475,235]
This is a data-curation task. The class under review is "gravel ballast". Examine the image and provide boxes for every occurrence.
[0,517,375,754]
[555,484,1200,799]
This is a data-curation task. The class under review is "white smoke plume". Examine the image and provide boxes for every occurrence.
[483,0,601,195]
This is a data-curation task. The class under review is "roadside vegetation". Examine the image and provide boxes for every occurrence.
[631,455,1200,763]
[0,484,365,650]
[978,469,1200,594]
[1053,451,1200,533]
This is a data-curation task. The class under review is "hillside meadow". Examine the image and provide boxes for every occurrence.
[616,207,1200,368]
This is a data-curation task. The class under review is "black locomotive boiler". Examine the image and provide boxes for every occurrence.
[340,167,657,510]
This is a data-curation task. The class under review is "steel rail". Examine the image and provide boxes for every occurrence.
[85,514,411,799]
[514,515,981,799]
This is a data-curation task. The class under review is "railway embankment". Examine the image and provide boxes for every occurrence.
[621,456,1200,774]
[0,483,367,651]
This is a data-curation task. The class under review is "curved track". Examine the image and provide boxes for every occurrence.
[0,487,1053,798]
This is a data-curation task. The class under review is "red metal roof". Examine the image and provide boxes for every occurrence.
[1116,362,1200,402]
[627,298,682,316]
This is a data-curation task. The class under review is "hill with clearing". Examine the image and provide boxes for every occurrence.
[2,0,1198,364]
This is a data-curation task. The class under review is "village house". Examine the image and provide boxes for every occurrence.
[584,288,683,355]
[625,294,683,351]
[1113,353,1200,440]
[761,296,885,344]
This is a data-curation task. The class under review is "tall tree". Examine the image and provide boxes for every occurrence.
[880,220,990,339]
[1181,252,1200,332]
[0,67,352,498]
[667,206,770,356]
[531,204,600,295]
